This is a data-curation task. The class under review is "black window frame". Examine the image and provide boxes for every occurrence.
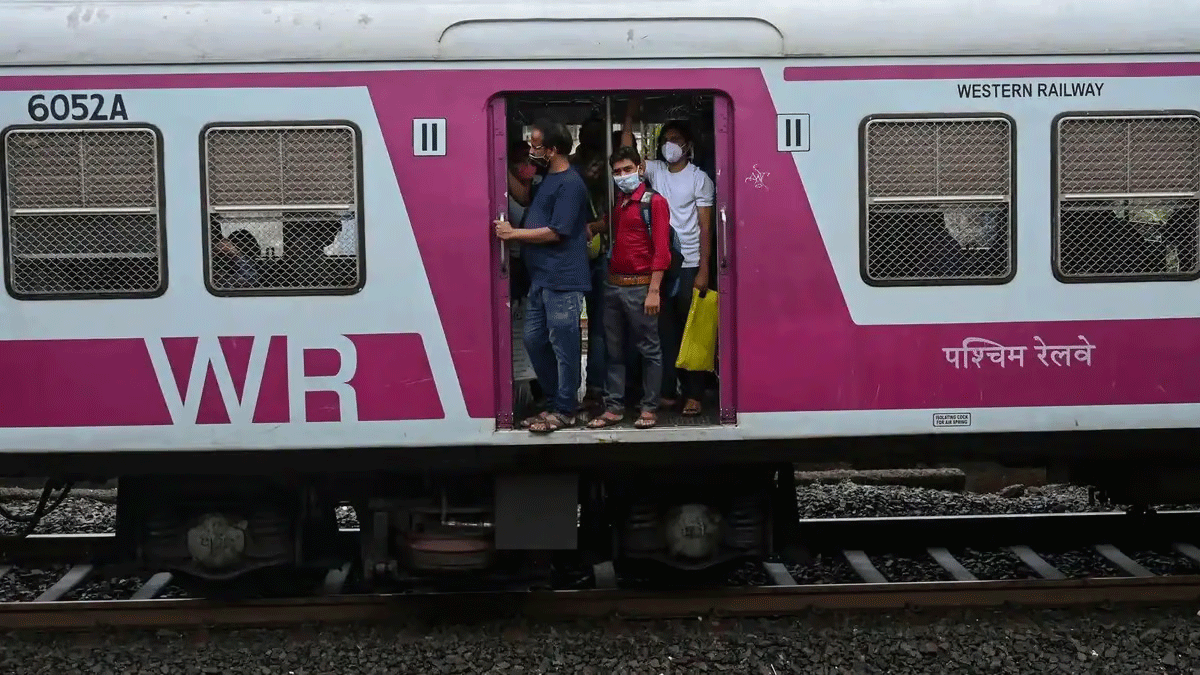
[199,119,366,298]
[858,112,1018,288]
[0,122,169,301]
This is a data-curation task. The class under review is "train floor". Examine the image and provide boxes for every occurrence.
[578,397,722,429]
[512,350,721,429]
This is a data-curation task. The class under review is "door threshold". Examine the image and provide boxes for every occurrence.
[493,422,739,444]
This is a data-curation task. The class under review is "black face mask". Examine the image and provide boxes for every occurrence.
[530,152,552,175]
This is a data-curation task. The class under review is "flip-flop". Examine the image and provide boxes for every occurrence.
[633,412,657,429]
[587,412,624,429]
[682,399,702,416]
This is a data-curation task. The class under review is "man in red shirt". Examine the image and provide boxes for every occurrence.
[587,146,673,430]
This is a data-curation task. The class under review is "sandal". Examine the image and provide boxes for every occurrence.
[682,399,702,416]
[587,412,624,429]
[529,412,574,433]
[519,411,548,429]
[633,411,657,429]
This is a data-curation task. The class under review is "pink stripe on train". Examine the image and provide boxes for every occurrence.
[0,334,442,428]
[784,60,1200,81]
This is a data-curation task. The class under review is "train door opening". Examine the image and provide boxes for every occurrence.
[490,92,734,431]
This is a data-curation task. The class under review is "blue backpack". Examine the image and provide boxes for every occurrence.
[637,187,684,297]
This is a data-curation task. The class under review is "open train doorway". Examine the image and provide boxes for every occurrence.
[489,92,734,432]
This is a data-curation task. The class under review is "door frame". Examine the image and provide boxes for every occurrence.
[487,96,514,429]
[488,90,738,430]
[713,94,737,425]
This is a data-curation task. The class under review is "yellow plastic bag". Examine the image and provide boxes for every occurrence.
[676,289,718,372]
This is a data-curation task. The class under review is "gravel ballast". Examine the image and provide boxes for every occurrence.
[793,482,1120,519]
[4,606,1200,674]
[0,493,361,536]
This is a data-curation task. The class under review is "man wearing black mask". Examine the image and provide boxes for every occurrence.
[494,120,592,433]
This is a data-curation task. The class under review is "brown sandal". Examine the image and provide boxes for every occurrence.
[529,412,574,433]
[682,399,702,416]
[633,412,657,429]
[519,411,548,429]
[587,412,623,429]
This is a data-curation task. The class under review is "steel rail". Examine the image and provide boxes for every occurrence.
[5,511,1200,631]
[3,576,1200,631]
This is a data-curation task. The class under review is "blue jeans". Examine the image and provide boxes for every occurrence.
[584,258,607,392]
[524,286,584,417]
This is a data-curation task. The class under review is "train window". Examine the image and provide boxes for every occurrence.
[1053,113,1200,282]
[202,123,363,296]
[1,126,165,300]
[861,115,1014,286]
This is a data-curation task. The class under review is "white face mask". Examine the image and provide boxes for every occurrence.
[662,141,685,163]
[613,172,641,194]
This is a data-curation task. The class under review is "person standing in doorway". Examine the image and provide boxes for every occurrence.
[587,146,672,430]
[570,117,611,414]
[494,120,592,433]
[621,98,715,417]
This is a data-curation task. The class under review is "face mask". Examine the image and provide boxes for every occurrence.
[529,152,549,168]
[613,173,641,194]
[662,141,685,163]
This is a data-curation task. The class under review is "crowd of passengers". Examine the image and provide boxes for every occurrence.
[494,98,715,433]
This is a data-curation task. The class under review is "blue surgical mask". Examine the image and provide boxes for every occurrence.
[614,173,641,194]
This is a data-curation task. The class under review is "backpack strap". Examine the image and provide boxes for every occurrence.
[639,188,657,237]
[638,188,684,297]
[640,188,679,253]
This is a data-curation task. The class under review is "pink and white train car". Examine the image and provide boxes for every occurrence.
[2,0,1200,581]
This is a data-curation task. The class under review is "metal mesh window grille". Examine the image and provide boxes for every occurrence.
[1055,115,1200,281]
[2,127,163,298]
[203,125,362,294]
[863,117,1013,284]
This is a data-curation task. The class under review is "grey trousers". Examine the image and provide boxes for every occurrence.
[602,281,662,414]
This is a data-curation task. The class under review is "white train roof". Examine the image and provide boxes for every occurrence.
[1,0,1199,67]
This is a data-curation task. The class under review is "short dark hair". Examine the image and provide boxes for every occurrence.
[609,145,642,168]
[227,229,260,257]
[659,119,694,146]
[579,117,606,149]
[508,139,529,158]
[532,119,573,156]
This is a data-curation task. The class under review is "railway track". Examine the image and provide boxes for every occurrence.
[5,510,1200,631]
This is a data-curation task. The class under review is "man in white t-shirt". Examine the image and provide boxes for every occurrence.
[620,98,715,417]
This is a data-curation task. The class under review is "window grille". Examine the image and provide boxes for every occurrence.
[862,117,1014,284]
[203,124,362,294]
[3,127,164,298]
[1054,114,1200,281]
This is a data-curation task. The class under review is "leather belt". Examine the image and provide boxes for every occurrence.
[608,273,651,287]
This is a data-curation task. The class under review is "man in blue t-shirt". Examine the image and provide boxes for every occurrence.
[494,120,591,433]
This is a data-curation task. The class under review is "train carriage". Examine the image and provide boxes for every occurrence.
[1,0,1200,587]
